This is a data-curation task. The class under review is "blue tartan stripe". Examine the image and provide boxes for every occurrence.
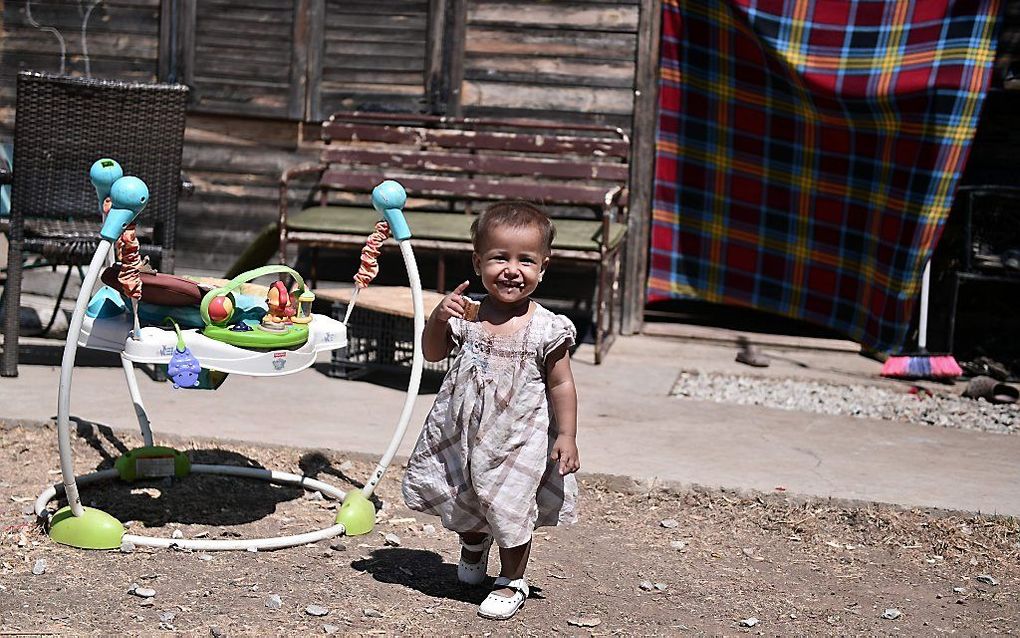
[649,0,1001,351]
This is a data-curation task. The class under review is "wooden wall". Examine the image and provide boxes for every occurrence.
[2,0,1019,315]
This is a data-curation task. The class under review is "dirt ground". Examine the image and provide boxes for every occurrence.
[1,419,1018,636]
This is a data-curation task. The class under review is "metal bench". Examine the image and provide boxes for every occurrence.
[278,112,629,363]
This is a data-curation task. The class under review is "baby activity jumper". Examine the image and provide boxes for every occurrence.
[34,159,426,551]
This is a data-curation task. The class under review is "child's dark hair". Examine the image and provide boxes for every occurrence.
[470,201,556,254]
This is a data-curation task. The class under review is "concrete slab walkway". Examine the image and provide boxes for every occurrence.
[2,333,1018,516]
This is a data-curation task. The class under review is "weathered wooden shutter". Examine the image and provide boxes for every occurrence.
[307,0,431,120]
[460,1,640,128]
[181,0,307,118]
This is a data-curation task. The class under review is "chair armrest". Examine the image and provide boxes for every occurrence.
[0,159,10,185]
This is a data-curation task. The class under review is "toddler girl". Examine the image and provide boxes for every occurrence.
[402,201,580,620]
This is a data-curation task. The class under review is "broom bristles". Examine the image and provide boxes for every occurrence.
[880,353,961,380]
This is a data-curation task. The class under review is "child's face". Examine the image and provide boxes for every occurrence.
[472,224,549,306]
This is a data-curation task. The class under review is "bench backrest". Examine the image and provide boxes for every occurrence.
[317,112,630,218]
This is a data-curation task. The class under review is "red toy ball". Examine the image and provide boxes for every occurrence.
[208,295,234,324]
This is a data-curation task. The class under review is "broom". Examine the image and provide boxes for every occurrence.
[881,260,962,380]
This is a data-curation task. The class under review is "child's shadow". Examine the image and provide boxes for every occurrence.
[351,548,544,604]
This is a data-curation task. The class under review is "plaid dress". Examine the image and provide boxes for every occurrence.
[402,301,579,548]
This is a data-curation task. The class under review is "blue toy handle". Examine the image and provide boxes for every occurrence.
[99,176,149,242]
[372,180,411,241]
[89,158,123,213]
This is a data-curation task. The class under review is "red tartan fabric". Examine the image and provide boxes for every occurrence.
[650,0,1001,350]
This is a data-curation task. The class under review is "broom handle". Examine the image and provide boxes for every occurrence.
[918,260,931,351]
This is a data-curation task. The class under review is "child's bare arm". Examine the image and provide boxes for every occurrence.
[422,280,470,362]
[547,345,579,475]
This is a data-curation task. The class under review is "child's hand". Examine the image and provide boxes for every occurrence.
[551,434,579,476]
[433,280,470,324]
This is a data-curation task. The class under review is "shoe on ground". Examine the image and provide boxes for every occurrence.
[477,577,528,620]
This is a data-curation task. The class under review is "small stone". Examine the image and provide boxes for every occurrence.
[422,524,436,535]
[159,612,176,623]
[305,490,324,501]
[738,617,759,627]
[670,540,687,550]
[171,529,184,539]
[120,541,136,553]
[975,574,999,586]
[654,582,668,591]
[247,547,258,553]
[266,594,282,609]
[210,627,225,637]
[306,605,329,617]
[639,580,654,591]
[881,608,902,620]
[338,460,354,473]
[330,542,347,552]
[323,625,339,635]
[133,587,156,599]
[32,559,47,575]
[383,533,401,547]
[198,554,213,562]
[363,608,384,618]
[953,587,966,594]
[660,518,679,529]
[566,617,602,628]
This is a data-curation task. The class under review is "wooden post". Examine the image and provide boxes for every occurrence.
[158,0,175,82]
[621,0,662,335]
[442,0,467,116]
[179,0,196,103]
[305,0,325,122]
[289,0,311,121]
[425,0,448,114]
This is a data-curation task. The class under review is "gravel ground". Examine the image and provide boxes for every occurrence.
[2,421,1019,635]
[672,371,1019,434]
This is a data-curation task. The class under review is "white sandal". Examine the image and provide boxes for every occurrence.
[477,576,529,620]
[457,536,492,585]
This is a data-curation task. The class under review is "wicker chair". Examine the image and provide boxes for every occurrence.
[0,72,189,377]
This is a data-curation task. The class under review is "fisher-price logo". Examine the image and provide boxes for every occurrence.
[272,351,287,371]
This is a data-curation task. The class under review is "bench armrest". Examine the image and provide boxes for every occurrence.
[279,162,328,225]
[278,163,328,264]
[599,185,627,252]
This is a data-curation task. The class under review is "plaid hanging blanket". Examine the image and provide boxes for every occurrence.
[650,0,1001,351]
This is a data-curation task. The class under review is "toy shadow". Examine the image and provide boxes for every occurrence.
[297,450,383,511]
[350,547,544,605]
[56,417,306,527]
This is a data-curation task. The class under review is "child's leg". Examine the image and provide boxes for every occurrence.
[459,531,489,564]
[492,539,532,597]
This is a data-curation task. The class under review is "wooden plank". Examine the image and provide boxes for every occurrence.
[321,147,629,181]
[320,169,616,207]
[323,40,428,58]
[324,13,427,29]
[465,55,634,84]
[621,0,661,335]
[465,27,636,60]
[181,0,197,95]
[286,231,601,261]
[321,54,425,72]
[322,70,426,85]
[463,68,634,90]
[468,3,639,32]
[322,122,630,156]
[461,81,633,114]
